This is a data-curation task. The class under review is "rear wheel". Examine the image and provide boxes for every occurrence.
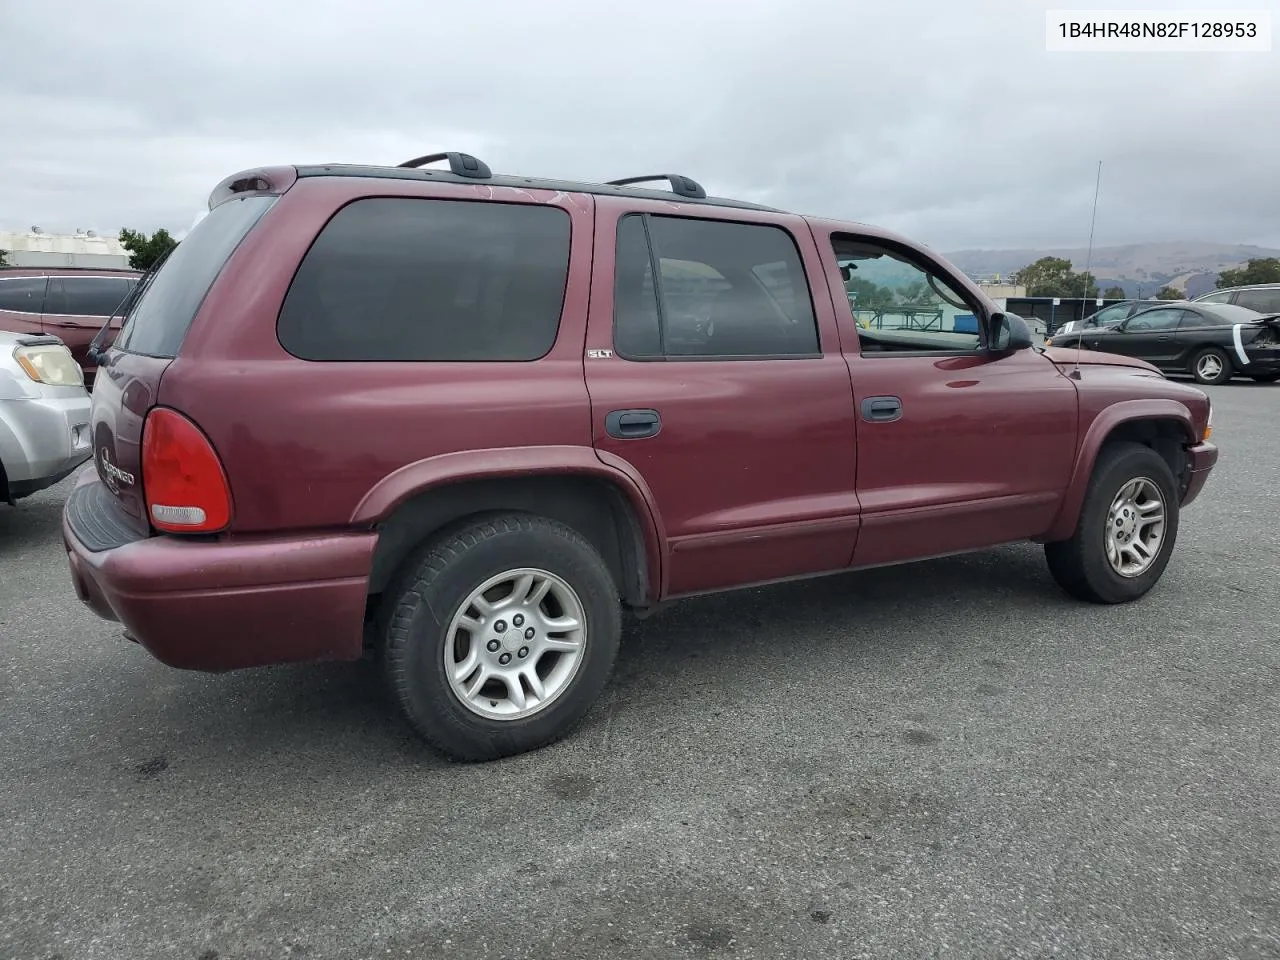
[381,513,621,761]
[1250,371,1280,383]
[1191,346,1232,385]
[1044,441,1180,604]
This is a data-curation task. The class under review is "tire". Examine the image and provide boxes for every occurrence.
[1044,441,1180,605]
[1250,372,1280,383]
[381,513,621,762]
[1190,346,1233,385]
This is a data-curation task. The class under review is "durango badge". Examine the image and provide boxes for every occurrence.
[97,448,135,491]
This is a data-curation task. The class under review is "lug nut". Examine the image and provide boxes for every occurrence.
[518,646,529,659]
[495,620,507,633]
[513,614,525,627]
[487,640,500,652]
[524,627,535,640]
[499,653,512,665]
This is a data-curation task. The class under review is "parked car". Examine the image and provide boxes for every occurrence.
[1193,282,1280,315]
[1054,299,1165,335]
[0,267,141,387]
[62,153,1218,761]
[1,330,92,503]
[1046,300,1280,385]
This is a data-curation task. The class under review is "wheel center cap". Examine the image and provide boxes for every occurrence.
[502,630,523,653]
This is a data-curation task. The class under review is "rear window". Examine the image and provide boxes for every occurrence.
[114,195,276,358]
[276,197,571,362]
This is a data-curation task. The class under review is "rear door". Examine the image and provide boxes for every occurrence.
[583,196,860,598]
[41,275,136,366]
[93,194,277,527]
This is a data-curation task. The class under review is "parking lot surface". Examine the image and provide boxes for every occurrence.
[2,383,1278,960]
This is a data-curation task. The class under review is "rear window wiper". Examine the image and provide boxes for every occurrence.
[87,247,175,365]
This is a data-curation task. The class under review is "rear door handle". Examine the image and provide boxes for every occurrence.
[605,408,662,440]
[861,396,902,422]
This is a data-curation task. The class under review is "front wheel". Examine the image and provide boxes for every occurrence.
[381,514,622,761]
[1191,347,1233,385]
[1044,441,1180,604]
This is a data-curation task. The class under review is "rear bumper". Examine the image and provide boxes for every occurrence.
[62,475,378,672]
[1180,441,1218,508]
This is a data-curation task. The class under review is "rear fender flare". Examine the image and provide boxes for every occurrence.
[351,444,668,601]
[1042,399,1197,542]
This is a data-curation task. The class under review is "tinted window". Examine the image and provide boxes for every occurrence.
[0,277,48,313]
[1125,308,1182,331]
[1234,289,1280,314]
[1196,291,1233,305]
[613,214,819,358]
[46,276,135,317]
[278,198,571,363]
[833,238,982,353]
[116,195,276,358]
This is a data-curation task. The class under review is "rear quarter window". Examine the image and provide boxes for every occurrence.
[276,197,572,362]
[1234,289,1280,314]
[114,195,276,358]
[0,277,48,313]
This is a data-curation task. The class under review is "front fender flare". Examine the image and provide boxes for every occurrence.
[1041,399,1197,543]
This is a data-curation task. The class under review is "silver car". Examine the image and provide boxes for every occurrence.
[0,330,92,503]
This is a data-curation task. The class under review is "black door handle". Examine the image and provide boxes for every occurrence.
[860,396,902,422]
[605,408,662,440]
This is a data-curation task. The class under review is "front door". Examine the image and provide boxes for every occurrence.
[810,226,1080,567]
[583,197,861,598]
[1103,307,1186,369]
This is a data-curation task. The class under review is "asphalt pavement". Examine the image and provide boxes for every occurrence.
[2,382,1278,960]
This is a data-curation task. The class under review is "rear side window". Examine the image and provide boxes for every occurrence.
[46,276,135,317]
[115,195,276,358]
[1234,289,1280,314]
[0,277,48,313]
[613,213,819,359]
[277,198,572,362]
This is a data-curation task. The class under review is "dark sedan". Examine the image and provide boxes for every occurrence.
[1045,301,1280,385]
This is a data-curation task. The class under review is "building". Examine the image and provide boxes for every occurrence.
[0,227,130,269]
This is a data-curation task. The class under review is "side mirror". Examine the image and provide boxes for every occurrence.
[989,312,1033,353]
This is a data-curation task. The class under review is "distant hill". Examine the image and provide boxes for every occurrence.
[944,242,1280,299]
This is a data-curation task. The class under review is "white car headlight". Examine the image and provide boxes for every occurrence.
[14,343,84,387]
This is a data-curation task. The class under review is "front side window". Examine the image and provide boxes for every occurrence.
[1196,291,1233,305]
[278,197,571,362]
[612,213,819,359]
[46,277,135,317]
[0,277,48,314]
[833,238,982,353]
[1124,308,1183,332]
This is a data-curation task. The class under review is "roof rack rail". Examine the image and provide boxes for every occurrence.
[605,174,707,200]
[397,152,492,179]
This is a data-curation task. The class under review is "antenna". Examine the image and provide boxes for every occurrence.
[1071,160,1103,381]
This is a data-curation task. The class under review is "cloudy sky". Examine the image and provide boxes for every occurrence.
[2,0,1276,252]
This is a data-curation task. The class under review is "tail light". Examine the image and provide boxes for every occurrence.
[141,407,232,533]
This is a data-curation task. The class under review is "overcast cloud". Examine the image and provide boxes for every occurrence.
[2,0,1276,251]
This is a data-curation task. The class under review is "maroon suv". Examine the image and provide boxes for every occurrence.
[62,152,1219,761]
[0,267,141,385]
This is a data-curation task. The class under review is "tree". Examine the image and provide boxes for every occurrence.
[1216,257,1280,289]
[1154,285,1184,300]
[0,249,9,267]
[1013,256,1099,299]
[1103,285,1125,299]
[118,227,178,270]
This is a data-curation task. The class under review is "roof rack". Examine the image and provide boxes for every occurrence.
[397,152,492,180]
[604,174,707,200]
